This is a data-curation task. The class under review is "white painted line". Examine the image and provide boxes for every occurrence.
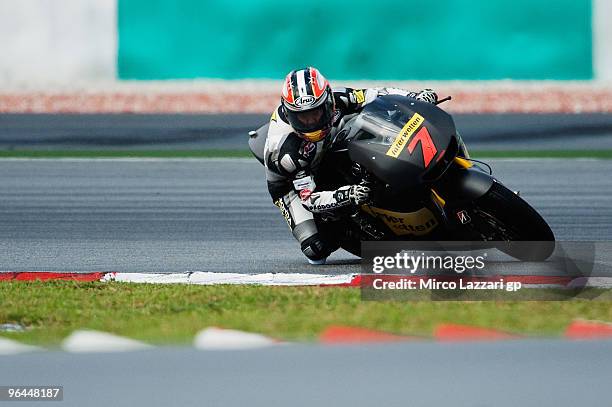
[194,327,278,350]
[103,271,357,286]
[0,337,42,355]
[61,330,153,353]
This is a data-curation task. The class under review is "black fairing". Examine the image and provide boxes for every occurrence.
[248,123,269,165]
[344,95,457,192]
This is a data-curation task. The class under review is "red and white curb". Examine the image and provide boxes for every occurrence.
[0,271,356,286]
[61,330,153,353]
[2,84,612,114]
[320,326,421,344]
[565,320,612,340]
[320,321,612,344]
[2,271,611,288]
[2,320,612,355]
[434,324,521,341]
[194,327,279,350]
[102,271,357,286]
[0,337,43,355]
[0,272,105,282]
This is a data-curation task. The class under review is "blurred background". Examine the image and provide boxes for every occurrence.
[1,0,610,83]
[0,0,610,144]
[0,0,611,152]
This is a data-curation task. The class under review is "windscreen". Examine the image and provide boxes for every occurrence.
[353,96,421,145]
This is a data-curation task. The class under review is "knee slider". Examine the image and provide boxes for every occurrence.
[300,234,332,261]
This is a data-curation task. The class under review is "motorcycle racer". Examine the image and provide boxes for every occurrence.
[264,66,438,264]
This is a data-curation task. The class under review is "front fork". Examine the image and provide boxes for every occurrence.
[457,131,470,159]
[430,157,494,238]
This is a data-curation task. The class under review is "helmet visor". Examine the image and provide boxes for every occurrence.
[285,99,334,138]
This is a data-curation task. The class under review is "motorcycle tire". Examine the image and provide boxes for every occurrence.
[473,181,555,261]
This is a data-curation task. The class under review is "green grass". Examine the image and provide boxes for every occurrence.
[0,149,611,159]
[1,281,611,347]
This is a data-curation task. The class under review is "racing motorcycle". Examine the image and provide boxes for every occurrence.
[249,95,555,261]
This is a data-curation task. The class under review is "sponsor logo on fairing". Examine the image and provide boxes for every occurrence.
[407,126,438,168]
[386,113,425,159]
[361,206,439,236]
[352,89,366,104]
[457,210,471,224]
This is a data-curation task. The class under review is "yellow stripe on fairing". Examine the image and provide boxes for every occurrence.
[385,113,425,158]
[454,157,473,168]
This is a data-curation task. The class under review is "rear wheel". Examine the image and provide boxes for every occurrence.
[471,181,555,261]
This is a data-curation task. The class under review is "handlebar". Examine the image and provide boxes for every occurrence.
[435,96,452,105]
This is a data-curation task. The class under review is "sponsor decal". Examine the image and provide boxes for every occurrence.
[302,141,316,158]
[386,113,425,158]
[407,126,438,168]
[353,89,366,104]
[292,176,316,191]
[270,110,277,122]
[294,95,316,107]
[274,198,293,229]
[312,202,344,211]
[362,205,438,236]
[456,210,471,224]
[299,189,312,201]
[334,190,349,204]
[332,109,342,125]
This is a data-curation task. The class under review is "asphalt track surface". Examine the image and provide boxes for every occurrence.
[2,113,612,150]
[1,158,611,273]
[2,122,612,406]
[2,340,612,407]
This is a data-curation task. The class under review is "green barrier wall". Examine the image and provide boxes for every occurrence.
[118,0,592,80]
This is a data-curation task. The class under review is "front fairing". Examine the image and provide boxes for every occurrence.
[334,95,459,192]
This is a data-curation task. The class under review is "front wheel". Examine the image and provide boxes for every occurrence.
[470,181,555,261]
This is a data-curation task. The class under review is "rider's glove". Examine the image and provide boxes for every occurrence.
[336,184,371,206]
[303,184,372,213]
[415,89,438,104]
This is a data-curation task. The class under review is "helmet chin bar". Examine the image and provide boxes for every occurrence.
[299,127,330,142]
